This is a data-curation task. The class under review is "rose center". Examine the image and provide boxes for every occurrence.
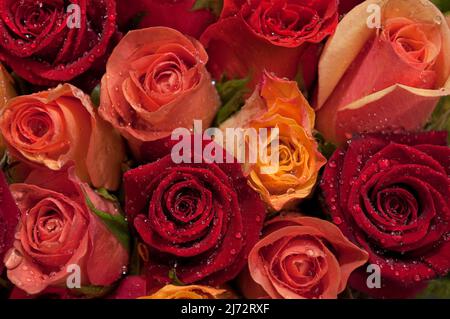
[16,108,54,144]
[244,0,319,43]
[375,187,418,225]
[36,210,64,242]
[27,117,50,137]
[382,17,441,70]
[11,0,63,39]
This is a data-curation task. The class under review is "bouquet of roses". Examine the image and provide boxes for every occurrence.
[0,0,449,300]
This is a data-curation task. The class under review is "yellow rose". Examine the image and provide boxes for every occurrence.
[140,285,227,299]
[0,64,16,156]
[221,73,326,211]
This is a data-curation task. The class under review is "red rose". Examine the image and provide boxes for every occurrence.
[0,171,20,275]
[200,0,338,89]
[116,0,216,38]
[0,0,119,89]
[321,131,450,298]
[124,137,266,286]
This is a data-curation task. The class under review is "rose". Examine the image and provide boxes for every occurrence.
[315,0,450,145]
[321,131,450,298]
[0,84,125,190]
[200,0,339,89]
[116,0,216,38]
[221,73,326,211]
[3,167,129,295]
[0,0,119,90]
[124,137,266,286]
[141,285,227,299]
[239,214,368,299]
[0,171,20,276]
[99,27,220,153]
[0,64,16,156]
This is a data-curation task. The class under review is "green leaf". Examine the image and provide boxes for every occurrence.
[214,77,250,125]
[1,152,19,184]
[426,96,450,144]
[314,131,337,160]
[417,279,450,299]
[168,269,185,286]
[191,0,223,17]
[84,192,130,250]
[432,0,450,13]
[95,187,119,202]
[90,84,101,107]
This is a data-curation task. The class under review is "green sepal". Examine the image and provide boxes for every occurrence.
[84,192,130,251]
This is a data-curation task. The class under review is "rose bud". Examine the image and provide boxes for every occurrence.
[201,0,339,90]
[221,73,326,211]
[99,27,220,154]
[0,84,125,190]
[321,131,450,298]
[316,0,450,145]
[239,214,368,299]
[116,0,216,38]
[0,0,119,90]
[3,167,129,295]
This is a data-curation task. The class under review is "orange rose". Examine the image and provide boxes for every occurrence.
[316,0,450,145]
[99,27,220,153]
[0,64,16,155]
[140,285,227,299]
[221,73,326,211]
[0,84,124,190]
[239,214,369,299]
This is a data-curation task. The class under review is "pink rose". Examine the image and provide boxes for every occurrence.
[239,214,368,299]
[3,168,129,295]
[315,0,450,145]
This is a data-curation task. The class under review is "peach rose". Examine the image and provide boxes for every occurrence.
[99,27,220,152]
[239,214,369,299]
[221,73,326,211]
[3,168,129,295]
[0,84,124,190]
[141,285,227,299]
[0,64,16,155]
[316,0,450,145]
